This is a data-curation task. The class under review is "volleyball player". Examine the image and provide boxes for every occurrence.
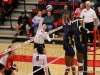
[34,18,51,53]
[0,50,9,75]
[62,13,76,75]
[71,22,89,75]
[32,45,49,75]
[4,45,18,75]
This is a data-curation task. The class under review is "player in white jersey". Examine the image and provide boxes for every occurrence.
[0,45,12,75]
[0,54,8,75]
[32,45,49,75]
[34,18,51,53]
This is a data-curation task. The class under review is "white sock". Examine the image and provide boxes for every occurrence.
[79,72,83,75]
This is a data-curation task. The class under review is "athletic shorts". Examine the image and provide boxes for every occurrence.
[0,63,5,70]
[18,23,28,29]
[33,66,44,75]
[34,43,45,48]
[5,69,12,75]
[64,46,75,57]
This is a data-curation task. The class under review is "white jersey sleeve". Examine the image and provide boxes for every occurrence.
[37,18,44,32]
[46,33,51,42]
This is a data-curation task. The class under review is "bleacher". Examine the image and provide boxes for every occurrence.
[0,0,65,43]
[0,0,100,45]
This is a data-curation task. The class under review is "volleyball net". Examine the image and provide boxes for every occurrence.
[0,19,100,75]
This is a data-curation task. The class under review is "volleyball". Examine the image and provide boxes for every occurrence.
[46,5,53,11]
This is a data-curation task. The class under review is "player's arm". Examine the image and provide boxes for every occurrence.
[71,23,80,36]
[7,57,18,71]
[43,55,49,75]
[93,10,98,30]
[46,33,51,42]
[62,23,69,36]
[37,18,44,31]
[8,62,12,69]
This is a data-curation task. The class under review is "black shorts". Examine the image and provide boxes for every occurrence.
[0,63,5,70]
[64,46,75,57]
[33,66,44,75]
[34,43,45,48]
[5,69,12,75]
[18,23,28,29]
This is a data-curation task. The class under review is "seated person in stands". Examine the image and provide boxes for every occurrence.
[2,0,12,14]
[43,11,54,31]
[61,5,70,17]
[29,11,42,35]
[14,12,30,37]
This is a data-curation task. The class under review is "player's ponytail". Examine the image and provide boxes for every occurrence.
[37,45,44,54]
[6,45,13,55]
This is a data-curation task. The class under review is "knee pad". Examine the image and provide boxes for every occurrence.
[79,71,83,75]
[65,66,70,72]
[77,62,84,67]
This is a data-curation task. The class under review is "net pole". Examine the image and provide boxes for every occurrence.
[83,29,88,75]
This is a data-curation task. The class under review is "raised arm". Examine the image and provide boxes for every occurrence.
[63,24,69,36]
[46,33,51,42]
[71,23,80,36]
[37,18,44,31]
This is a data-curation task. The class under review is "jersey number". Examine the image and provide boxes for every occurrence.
[36,56,39,61]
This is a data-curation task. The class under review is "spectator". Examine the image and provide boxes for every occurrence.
[30,11,42,35]
[14,12,30,37]
[80,1,98,50]
[61,5,70,17]
[2,0,12,14]
[94,0,100,10]
[43,11,54,31]
[73,3,84,19]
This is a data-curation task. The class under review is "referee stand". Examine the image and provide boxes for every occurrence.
[83,29,97,75]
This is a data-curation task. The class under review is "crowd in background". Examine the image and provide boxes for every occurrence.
[0,0,100,37]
